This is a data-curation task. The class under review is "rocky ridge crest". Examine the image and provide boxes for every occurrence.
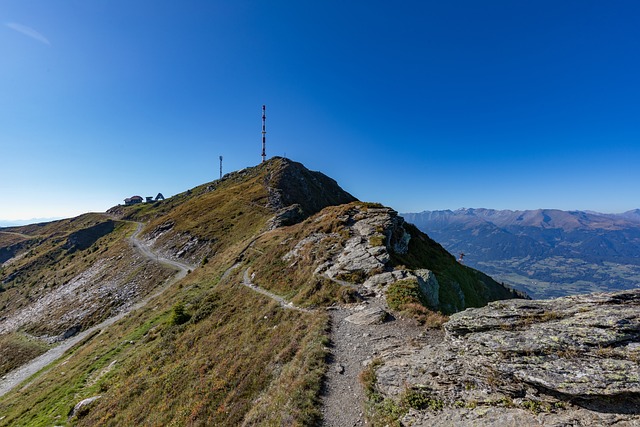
[280,204,455,312]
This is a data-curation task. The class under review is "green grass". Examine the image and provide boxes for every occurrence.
[391,223,522,313]
[0,250,329,427]
[386,279,425,311]
[0,157,525,426]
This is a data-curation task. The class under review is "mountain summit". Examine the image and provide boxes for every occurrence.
[1,158,522,425]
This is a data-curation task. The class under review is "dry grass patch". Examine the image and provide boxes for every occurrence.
[0,332,50,377]
[386,279,448,327]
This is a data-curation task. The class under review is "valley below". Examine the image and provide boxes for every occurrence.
[476,256,640,299]
[404,208,640,299]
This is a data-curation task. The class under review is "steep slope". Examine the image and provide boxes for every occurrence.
[108,157,357,264]
[404,208,640,298]
[242,203,522,315]
[0,158,520,426]
[0,214,175,377]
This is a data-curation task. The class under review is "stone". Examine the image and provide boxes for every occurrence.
[372,289,640,426]
[344,306,389,325]
[268,204,304,229]
[69,395,102,419]
[414,269,439,309]
[362,270,409,295]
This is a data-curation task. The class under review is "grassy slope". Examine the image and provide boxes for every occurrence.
[0,217,175,328]
[0,333,51,377]
[391,223,524,312]
[0,158,522,426]
[88,272,327,427]
[0,235,328,427]
[0,215,176,370]
[243,203,522,314]
[0,159,334,426]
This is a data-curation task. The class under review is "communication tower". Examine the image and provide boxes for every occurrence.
[261,105,266,163]
[219,156,223,179]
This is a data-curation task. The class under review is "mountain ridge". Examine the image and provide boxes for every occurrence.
[403,208,640,298]
[0,158,522,426]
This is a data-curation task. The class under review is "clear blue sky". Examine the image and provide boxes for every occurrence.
[2,1,639,222]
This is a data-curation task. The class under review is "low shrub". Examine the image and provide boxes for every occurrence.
[170,302,191,325]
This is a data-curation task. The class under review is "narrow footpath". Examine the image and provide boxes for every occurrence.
[242,268,312,313]
[321,300,432,427]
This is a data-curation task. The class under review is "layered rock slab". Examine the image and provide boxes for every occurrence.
[374,289,640,426]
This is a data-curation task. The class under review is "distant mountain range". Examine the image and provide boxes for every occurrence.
[402,208,640,299]
[0,218,62,228]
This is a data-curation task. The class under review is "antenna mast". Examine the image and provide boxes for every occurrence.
[219,155,223,179]
[261,105,266,163]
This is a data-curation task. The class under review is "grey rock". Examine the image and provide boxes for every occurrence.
[372,289,640,426]
[268,204,304,229]
[363,270,408,295]
[401,406,637,427]
[344,306,389,325]
[414,269,439,309]
[69,395,102,419]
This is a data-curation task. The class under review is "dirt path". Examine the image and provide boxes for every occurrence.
[321,301,431,426]
[0,222,194,398]
[242,268,312,313]
[129,222,195,274]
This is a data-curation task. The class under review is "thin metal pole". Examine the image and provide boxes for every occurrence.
[261,105,266,163]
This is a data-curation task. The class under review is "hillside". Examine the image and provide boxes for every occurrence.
[0,158,522,426]
[403,208,640,299]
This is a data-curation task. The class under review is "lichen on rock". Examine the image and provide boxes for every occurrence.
[371,289,640,426]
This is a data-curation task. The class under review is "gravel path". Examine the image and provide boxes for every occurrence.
[0,222,194,398]
[321,300,431,426]
[242,268,312,313]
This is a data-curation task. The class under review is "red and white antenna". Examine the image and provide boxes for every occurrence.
[261,105,266,163]
[458,252,465,264]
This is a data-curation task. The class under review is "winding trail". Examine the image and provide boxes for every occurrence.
[242,268,312,313]
[0,222,194,398]
[128,222,195,275]
[1,219,400,427]
[0,221,310,398]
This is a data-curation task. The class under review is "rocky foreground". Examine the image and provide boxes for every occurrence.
[374,289,640,426]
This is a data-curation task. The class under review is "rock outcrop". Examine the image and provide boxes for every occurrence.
[263,157,358,221]
[279,202,521,313]
[373,289,640,426]
[344,306,389,325]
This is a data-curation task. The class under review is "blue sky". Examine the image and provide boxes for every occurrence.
[1,1,639,222]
